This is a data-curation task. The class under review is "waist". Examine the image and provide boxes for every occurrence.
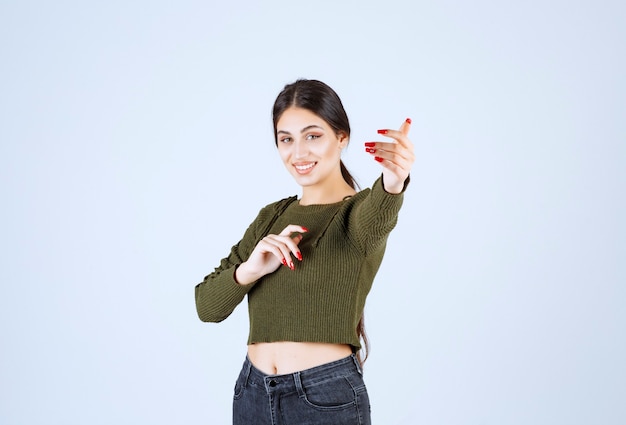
[247,341,353,375]
[239,352,363,395]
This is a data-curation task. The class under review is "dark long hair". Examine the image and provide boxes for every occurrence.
[272,79,369,366]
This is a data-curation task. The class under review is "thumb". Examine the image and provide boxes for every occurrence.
[400,117,412,136]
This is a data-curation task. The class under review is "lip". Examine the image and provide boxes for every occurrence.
[293,162,317,175]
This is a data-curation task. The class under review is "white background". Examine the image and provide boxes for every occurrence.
[1,1,624,424]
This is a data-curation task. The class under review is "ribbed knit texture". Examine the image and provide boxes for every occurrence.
[195,176,407,351]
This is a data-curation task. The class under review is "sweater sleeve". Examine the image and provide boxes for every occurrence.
[348,174,410,255]
[194,208,266,323]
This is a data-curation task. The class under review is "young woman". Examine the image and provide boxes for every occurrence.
[195,79,414,424]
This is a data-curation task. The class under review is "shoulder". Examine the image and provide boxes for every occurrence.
[253,195,299,227]
[258,195,298,215]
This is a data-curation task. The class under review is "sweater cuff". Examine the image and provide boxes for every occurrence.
[372,174,411,196]
[195,264,257,322]
[229,264,258,293]
[198,264,256,301]
[369,174,406,210]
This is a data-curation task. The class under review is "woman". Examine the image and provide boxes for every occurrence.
[195,79,414,424]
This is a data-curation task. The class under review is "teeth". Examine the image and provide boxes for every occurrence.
[295,163,315,171]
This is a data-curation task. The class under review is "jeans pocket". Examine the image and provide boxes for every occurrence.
[233,370,247,400]
[301,376,357,411]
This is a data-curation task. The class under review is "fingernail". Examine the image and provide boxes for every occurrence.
[289,261,295,270]
[377,129,388,134]
[364,142,376,147]
[296,252,303,261]
[406,118,412,124]
[301,226,309,232]
[375,156,384,163]
[366,147,376,153]
[282,258,288,267]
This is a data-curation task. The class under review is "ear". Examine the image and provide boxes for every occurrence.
[337,131,349,148]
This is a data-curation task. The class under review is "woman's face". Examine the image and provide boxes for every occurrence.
[275,107,347,189]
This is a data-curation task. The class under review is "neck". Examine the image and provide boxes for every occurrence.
[299,175,356,206]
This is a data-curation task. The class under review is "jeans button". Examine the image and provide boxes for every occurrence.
[269,379,277,387]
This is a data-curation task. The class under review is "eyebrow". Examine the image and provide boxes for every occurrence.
[276,125,325,135]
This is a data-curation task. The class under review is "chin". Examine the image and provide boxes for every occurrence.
[289,173,316,187]
[293,177,315,187]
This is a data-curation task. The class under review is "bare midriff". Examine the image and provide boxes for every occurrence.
[247,342,353,375]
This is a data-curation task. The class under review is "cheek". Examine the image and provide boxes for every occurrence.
[319,144,340,160]
[277,146,291,164]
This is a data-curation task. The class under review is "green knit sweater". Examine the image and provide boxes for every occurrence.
[195,176,407,351]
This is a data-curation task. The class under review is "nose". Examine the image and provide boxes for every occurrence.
[294,139,308,159]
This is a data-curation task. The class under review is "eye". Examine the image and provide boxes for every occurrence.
[306,134,321,141]
[279,137,293,143]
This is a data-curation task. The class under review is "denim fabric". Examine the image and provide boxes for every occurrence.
[233,354,371,425]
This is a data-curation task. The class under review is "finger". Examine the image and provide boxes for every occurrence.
[282,224,307,261]
[367,135,415,171]
[376,129,413,150]
[273,225,307,262]
[364,141,414,164]
[258,236,292,267]
[374,147,413,177]
[263,236,298,269]
[399,117,412,136]
[279,224,309,237]
[364,140,406,154]
[377,117,411,136]
[379,158,404,174]
[291,233,304,258]
[371,151,411,173]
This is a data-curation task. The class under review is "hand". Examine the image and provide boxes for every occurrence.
[235,225,308,285]
[364,118,415,194]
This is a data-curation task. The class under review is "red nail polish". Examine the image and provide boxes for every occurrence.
[364,142,375,147]
[375,156,384,163]
[296,252,303,261]
[282,258,288,267]
[289,261,295,270]
[377,129,388,134]
[301,226,308,232]
[366,148,376,153]
[406,118,412,124]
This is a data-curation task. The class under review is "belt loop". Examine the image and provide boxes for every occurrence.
[243,357,252,388]
[351,354,363,376]
[293,371,305,397]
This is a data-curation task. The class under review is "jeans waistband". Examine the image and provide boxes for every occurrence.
[241,354,362,395]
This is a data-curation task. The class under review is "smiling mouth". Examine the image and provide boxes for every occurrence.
[294,162,316,174]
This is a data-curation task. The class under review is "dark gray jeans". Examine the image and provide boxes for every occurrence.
[233,354,371,425]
